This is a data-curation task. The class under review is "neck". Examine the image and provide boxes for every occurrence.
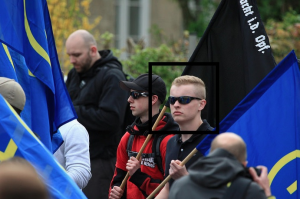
[179,117,203,131]
[139,108,159,124]
[90,53,101,68]
[181,134,193,142]
[140,113,148,124]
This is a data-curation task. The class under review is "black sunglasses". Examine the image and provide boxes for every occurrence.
[169,96,202,105]
[130,91,149,99]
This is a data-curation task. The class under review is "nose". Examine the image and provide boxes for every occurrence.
[173,99,180,107]
[69,56,76,64]
[128,95,134,103]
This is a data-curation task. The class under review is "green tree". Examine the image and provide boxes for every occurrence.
[265,10,300,62]
[47,0,101,74]
[112,38,188,110]
[173,0,220,37]
[257,0,300,22]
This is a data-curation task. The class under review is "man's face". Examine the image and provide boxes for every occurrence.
[66,37,93,73]
[128,90,149,120]
[170,84,203,124]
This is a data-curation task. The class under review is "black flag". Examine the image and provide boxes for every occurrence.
[184,0,276,123]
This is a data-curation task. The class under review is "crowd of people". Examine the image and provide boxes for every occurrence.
[0,29,275,199]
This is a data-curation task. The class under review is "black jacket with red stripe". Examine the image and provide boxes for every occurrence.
[110,112,179,199]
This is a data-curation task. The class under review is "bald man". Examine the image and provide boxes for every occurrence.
[65,30,128,199]
[169,133,275,199]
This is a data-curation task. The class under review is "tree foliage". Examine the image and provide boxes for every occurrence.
[265,10,300,63]
[257,0,300,22]
[111,34,189,108]
[47,0,101,73]
[173,0,300,62]
[174,0,220,37]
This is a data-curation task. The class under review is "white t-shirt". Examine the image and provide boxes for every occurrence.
[54,119,91,189]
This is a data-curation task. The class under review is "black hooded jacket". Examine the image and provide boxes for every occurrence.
[169,148,267,199]
[66,50,128,159]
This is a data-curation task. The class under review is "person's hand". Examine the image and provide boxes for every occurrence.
[126,156,141,176]
[169,160,189,180]
[249,166,271,197]
[109,186,124,199]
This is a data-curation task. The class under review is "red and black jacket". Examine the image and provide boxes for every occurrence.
[110,112,178,199]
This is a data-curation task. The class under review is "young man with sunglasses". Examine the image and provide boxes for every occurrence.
[156,75,213,199]
[109,73,179,199]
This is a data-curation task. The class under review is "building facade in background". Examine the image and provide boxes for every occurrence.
[88,0,183,49]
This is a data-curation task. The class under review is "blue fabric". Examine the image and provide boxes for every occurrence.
[0,0,76,152]
[195,133,218,156]
[0,44,18,80]
[0,95,86,199]
[219,50,300,199]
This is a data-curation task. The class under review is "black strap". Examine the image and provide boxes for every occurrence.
[126,134,156,158]
[222,176,252,199]
[127,134,136,157]
[152,134,168,174]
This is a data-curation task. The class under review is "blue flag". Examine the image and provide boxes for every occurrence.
[0,0,76,152]
[219,50,300,198]
[0,95,86,199]
[195,134,218,156]
[0,43,18,80]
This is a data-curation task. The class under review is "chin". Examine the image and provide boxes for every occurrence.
[173,117,184,123]
[74,68,82,73]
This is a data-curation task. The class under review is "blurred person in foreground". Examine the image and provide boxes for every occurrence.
[169,133,275,199]
[0,157,49,199]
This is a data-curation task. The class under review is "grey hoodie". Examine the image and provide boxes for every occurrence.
[169,148,267,199]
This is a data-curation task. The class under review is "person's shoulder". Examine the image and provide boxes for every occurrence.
[172,174,192,189]
[198,119,214,131]
[99,64,125,82]
[120,132,131,143]
[60,119,88,136]
[161,134,175,144]
[245,181,268,199]
[167,134,180,143]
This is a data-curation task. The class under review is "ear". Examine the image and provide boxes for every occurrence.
[90,45,98,56]
[152,95,159,106]
[198,99,206,111]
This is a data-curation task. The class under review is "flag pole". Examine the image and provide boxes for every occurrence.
[146,148,198,199]
[120,105,168,190]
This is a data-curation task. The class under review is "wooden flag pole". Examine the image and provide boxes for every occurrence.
[120,106,168,190]
[146,148,199,199]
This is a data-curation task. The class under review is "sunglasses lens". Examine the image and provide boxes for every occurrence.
[130,92,139,99]
[170,97,192,104]
[181,97,191,104]
[169,97,176,104]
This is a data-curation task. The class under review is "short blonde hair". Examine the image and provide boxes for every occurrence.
[171,75,206,99]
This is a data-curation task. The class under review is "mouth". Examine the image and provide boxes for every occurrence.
[130,106,135,110]
[173,111,182,116]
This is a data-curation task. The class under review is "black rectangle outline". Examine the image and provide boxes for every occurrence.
[148,66,153,134]
[148,62,219,134]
